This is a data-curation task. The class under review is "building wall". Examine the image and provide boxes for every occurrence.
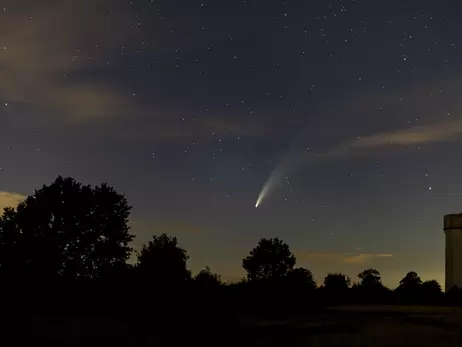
[444,214,462,291]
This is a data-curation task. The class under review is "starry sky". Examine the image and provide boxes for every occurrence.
[1,0,462,287]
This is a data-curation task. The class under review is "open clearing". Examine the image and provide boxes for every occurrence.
[241,306,462,346]
[8,306,462,346]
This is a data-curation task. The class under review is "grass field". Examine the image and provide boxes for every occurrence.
[241,306,462,346]
[8,306,462,346]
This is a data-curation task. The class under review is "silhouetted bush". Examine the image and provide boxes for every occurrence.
[194,266,222,288]
[320,273,351,305]
[352,269,392,304]
[136,233,191,288]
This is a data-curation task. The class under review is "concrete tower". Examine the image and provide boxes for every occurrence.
[444,214,462,291]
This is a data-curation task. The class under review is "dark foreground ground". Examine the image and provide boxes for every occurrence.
[7,306,462,346]
[240,306,462,346]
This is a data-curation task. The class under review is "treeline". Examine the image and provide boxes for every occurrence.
[0,177,461,318]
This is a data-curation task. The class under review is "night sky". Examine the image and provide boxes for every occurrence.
[1,0,462,286]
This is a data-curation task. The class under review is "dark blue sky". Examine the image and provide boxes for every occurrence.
[1,0,462,286]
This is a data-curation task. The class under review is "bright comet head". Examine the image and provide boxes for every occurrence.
[255,175,275,208]
[255,191,265,208]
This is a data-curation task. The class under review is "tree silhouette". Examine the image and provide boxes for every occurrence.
[398,271,422,291]
[324,273,351,291]
[420,280,443,304]
[194,266,221,288]
[356,268,390,303]
[286,267,317,290]
[396,271,423,304]
[0,207,23,278]
[358,268,383,288]
[242,237,295,282]
[0,176,133,281]
[322,273,351,304]
[136,233,191,286]
[421,280,441,294]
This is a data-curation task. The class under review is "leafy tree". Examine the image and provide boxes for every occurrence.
[355,268,391,304]
[0,207,23,277]
[242,237,295,282]
[398,271,422,291]
[0,176,133,280]
[194,266,221,288]
[321,273,351,304]
[136,233,191,285]
[324,273,351,291]
[358,268,383,288]
[420,280,443,304]
[446,286,462,305]
[286,267,317,290]
[395,271,422,304]
[421,280,442,294]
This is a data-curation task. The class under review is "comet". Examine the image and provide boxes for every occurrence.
[254,149,327,208]
[255,186,268,208]
[254,162,288,208]
[254,176,273,208]
[254,191,263,208]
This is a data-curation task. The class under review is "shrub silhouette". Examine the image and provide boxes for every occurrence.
[194,266,222,288]
[136,233,191,287]
[321,273,351,304]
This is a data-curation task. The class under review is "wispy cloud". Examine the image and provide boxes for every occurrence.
[323,119,462,159]
[342,253,393,264]
[0,191,26,209]
[0,1,136,122]
[297,251,394,265]
[328,76,462,155]
[0,1,278,144]
[297,252,341,260]
[350,120,462,148]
